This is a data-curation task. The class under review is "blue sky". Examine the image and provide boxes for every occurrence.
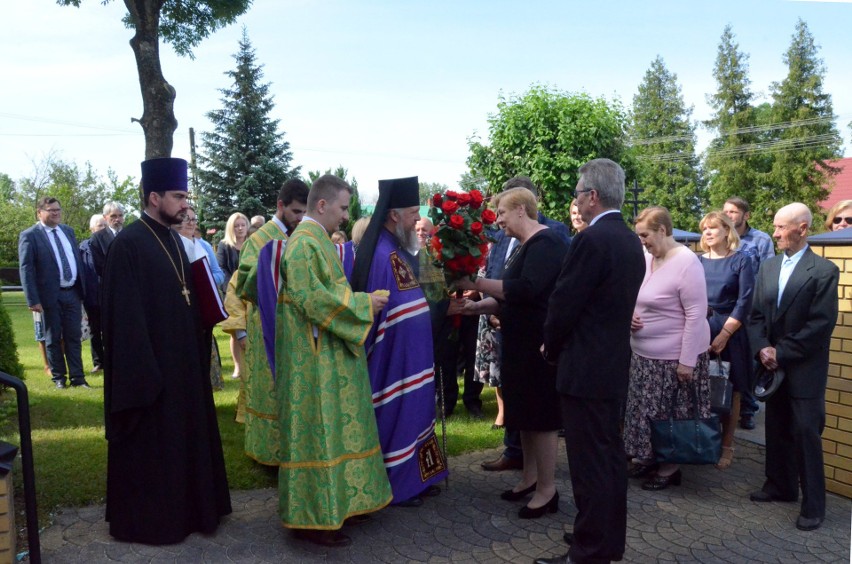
[2,0,850,203]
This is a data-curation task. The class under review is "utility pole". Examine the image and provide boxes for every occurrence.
[188,127,202,227]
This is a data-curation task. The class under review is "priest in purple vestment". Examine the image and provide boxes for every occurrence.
[350,176,448,506]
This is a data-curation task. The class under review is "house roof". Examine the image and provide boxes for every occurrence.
[820,157,852,210]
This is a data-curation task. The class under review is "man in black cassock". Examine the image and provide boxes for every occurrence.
[101,157,231,544]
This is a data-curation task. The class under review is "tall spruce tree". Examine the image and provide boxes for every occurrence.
[198,28,298,231]
[630,56,704,231]
[768,19,841,221]
[704,25,773,231]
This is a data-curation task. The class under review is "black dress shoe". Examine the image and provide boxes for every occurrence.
[396,496,424,507]
[54,381,66,389]
[739,414,756,430]
[71,379,92,389]
[292,528,352,547]
[343,514,371,526]
[628,462,658,479]
[642,469,682,491]
[533,551,573,563]
[562,532,574,545]
[500,482,537,501]
[749,490,797,503]
[467,405,484,419]
[796,515,823,531]
[481,455,523,472]
[422,484,441,497]
[518,491,559,519]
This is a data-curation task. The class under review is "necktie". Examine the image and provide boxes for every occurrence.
[53,229,72,282]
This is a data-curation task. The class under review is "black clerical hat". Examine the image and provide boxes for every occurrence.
[141,158,188,194]
[378,176,420,209]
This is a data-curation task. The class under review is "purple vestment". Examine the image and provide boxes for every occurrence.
[363,230,448,502]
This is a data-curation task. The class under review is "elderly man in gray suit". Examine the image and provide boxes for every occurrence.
[19,196,88,389]
[748,202,839,532]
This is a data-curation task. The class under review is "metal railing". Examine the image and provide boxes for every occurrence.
[0,372,40,563]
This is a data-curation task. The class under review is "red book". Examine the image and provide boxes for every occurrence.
[191,255,228,329]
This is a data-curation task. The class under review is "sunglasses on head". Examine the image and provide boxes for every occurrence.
[833,216,852,225]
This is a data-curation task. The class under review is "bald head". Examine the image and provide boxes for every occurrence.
[415,217,434,247]
[773,202,811,256]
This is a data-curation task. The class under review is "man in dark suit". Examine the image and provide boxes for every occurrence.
[537,159,645,564]
[747,202,838,532]
[19,196,88,389]
[87,201,125,372]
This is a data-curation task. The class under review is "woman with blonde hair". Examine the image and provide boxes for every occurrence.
[569,198,588,233]
[216,212,249,379]
[824,200,852,232]
[458,187,569,518]
[699,211,755,469]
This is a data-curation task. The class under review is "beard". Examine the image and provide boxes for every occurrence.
[395,223,421,255]
[158,208,186,226]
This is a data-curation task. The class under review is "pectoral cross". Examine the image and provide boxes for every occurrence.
[181,284,191,306]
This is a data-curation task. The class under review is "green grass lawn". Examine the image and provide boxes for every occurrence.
[0,290,501,526]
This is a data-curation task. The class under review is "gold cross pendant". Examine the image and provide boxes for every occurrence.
[181,285,191,306]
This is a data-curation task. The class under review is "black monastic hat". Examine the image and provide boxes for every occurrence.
[350,176,419,292]
[141,157,188,194]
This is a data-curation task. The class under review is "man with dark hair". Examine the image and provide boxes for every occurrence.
[235,177,309,466]
[351,177,449,507]
[537,158,645,564]
[101,157,231,544]
[275,174,391,546]
[748,202,838,532]
[19,196,88,388]
[481,175,572,472]
[723,195,774,430]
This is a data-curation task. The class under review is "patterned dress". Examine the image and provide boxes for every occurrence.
[275,219,391,529]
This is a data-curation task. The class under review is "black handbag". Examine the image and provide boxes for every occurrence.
[708,356,733,416]
[649,384,721,465]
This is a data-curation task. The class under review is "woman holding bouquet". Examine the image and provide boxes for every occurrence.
[457,187,568,519]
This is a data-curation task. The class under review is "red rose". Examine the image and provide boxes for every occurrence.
[445,190,459,201]
[479,243,489,256]
[442,200,459,214]
[481,209,497,224]
[457,193,471,206]
[432,193,443,207]
[470,221,483,235]
[447,256,464,272]
[469,190,484,209]
[431,234,442,251]
[449,214,465,229]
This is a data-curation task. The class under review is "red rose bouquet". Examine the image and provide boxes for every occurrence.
[428,189,495,287]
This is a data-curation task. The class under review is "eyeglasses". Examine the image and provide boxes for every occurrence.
[574,189,594,198]
[833,216,852,225]
[42,208,61,214]
[184,217,198,223]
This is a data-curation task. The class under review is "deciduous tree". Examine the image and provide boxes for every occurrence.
[58,0,251,159]
[467,85,631,222]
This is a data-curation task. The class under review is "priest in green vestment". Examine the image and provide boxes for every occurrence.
[234,179,309,465]
[276,174,392,547]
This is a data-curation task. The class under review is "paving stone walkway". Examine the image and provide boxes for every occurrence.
[38,432,851,563]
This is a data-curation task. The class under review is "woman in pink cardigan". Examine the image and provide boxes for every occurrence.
[624,206,711,491]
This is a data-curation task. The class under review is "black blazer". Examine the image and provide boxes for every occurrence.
[747,247,838,399]
[90,227,116,278]
[543,212,645,400]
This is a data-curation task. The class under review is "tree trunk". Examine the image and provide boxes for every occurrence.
[125,0,177,160]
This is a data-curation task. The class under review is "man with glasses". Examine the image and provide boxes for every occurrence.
[723,196,774,430]
[19,196,88,388]
[537,159,645,564]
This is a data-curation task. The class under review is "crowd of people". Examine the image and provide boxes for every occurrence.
[17,155,842,560]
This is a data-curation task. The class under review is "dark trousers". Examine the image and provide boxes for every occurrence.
[44,290,84,384]
[503,428,523,460]
[85,305,103,368]
[763,382,826,519]
[740,390,759,417]
[438,315,482,414]
[562,394,626,564]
